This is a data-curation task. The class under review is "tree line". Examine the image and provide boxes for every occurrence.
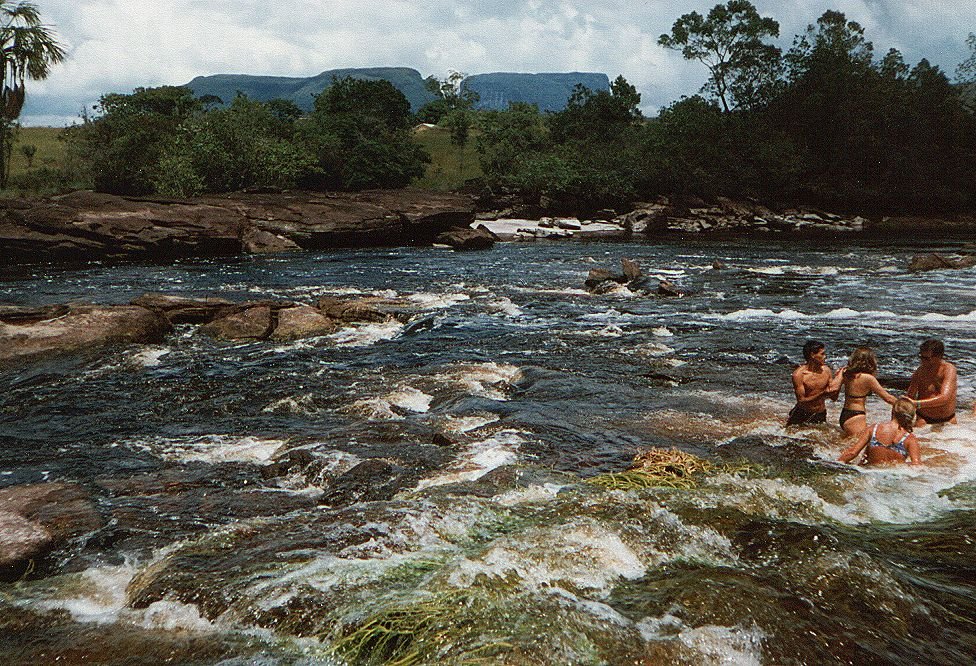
[6,0,976,216]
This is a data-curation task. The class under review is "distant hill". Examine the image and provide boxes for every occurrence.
[185,67,438,112]
[463,72,611,112]
[185,68,611,114]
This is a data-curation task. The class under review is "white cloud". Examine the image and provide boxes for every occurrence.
[20,0,976,125]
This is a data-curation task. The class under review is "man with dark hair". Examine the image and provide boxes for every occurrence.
[908,338,957,426]
[788,340,840,426]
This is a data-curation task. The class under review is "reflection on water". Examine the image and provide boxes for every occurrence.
[2,239,976,664]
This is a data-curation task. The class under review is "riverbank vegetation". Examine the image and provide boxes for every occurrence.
[4,2,976,217]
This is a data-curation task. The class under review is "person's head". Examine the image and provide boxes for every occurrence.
[845,346,878,377]
[892,397,916,431]
[919,338,945,366]
[803,340,825,363]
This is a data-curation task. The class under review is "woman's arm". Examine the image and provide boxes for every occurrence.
[906,434,922,465]
[869,376,897,405]
[839,427,871,463]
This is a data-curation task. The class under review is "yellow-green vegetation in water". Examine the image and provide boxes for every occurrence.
[588,447,753,491]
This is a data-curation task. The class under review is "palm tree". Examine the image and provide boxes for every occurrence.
[0,1,64,187]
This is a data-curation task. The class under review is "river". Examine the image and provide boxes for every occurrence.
[2,237,976,664]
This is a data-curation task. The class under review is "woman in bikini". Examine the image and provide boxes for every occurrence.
[838,397,921,465]
[836,346,897,437]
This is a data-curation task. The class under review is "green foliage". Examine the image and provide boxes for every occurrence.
[66,86,201,194]
[153,95,317,196]
[299,77,429,190]
[659,0,781,112]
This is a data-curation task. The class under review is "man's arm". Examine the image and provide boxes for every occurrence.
[792,368,831,405]
[918,364,958,410]
[906,370,920,399]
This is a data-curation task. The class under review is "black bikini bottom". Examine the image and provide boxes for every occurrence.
[839,408,866,427]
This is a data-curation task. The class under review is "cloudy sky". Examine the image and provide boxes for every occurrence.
[21,0,976,125]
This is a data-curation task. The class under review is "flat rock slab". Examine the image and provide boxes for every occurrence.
[0,304,172,363]
[0,189,476,265]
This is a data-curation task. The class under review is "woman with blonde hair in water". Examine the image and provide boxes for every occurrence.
[836,346,897,437]
[838,397,921,465]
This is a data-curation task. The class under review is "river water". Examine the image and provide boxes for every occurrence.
[2,237,976,664]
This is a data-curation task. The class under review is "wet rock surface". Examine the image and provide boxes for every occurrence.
[0,304,172,364]
[0,189,476,265]
[0,483,105,581]
[908,252,976,272]
[0,293,412,362]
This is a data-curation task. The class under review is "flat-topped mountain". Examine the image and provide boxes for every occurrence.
[186,67,438,112]
[464,72,610,112]
[185,68,610,113]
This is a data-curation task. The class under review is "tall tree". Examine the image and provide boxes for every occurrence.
[956,33,976,111]
[658,0,780,112]
[0,0,64,186]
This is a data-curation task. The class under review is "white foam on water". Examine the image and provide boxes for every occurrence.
[439,414,500,433]
[813,418,976,524]
[652,327,674,337]
[263,393,322,415]
[416,429,524,490]
[746,264,846,276]
[405,292,470,309]
[433,362,522,400]
[352,386,434,420]
[581,308,633,322]
[513,286,591,296]
[574,323,628,337]
[704,307,976,327]
[638,614,765,666]
[135,600,216,632]
[124,435,286,464]
[35,563,135,624]
[328,320,404,347]
[623,342,675,357]
[126,346,170,368]
[494,482,567,506]
[447,521,645,594]
[485,296,523,317]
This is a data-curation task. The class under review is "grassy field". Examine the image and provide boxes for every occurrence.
[411,125,482,191]
[9,126,70,176]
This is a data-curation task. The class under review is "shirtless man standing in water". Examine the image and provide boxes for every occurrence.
[907,338,958,426]
[787,340,840,426]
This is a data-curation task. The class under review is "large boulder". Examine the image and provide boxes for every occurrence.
[435,226,495,250]
[0,303,70,324]
[0,304,172,363]
[199,305,273,340]
[909,253,976,272]
[270,305,339,341]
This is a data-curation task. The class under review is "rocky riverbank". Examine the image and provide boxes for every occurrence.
[0,189,482,265]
